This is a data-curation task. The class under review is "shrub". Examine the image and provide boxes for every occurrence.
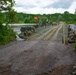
[0,24,16,45]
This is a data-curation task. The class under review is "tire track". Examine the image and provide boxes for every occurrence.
[43,25,61,41]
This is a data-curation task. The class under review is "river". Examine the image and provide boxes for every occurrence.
[12,27,24,41]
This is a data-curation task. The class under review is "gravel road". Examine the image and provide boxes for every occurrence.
[0,24,76,75]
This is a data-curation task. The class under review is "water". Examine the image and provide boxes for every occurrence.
[16,35,24,41]
[12,27,24,41]
[13,27,21,34]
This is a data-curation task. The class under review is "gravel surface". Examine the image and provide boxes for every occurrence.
[0,24,76,75]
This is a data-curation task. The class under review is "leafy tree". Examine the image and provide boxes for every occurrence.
[63,11,70,23]
[0,0,16,45]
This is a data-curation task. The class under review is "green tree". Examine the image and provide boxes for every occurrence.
[0,0,16,45]
[63,11,70,23]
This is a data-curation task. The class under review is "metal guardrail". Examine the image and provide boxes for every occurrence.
[10,24,37,27]
[3,23,37,27]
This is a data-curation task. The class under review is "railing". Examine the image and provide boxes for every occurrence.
[9,23,37,27]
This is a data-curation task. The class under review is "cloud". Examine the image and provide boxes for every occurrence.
[14,0,76,14]
[14,0,36,9]
[67,1,76,13]
[44,0,75,9]
[14,0,57,9]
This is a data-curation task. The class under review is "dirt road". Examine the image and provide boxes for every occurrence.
[0,24,76,75]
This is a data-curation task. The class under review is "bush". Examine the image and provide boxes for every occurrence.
[0,24,16,45]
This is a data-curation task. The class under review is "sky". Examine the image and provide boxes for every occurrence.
[13,0,76,14]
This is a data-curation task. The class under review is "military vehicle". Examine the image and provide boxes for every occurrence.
[18,25,39,39]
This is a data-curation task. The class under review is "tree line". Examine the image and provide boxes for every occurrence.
[1,11,76,24]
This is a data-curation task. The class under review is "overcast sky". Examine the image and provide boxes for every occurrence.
[14,0,76,14]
